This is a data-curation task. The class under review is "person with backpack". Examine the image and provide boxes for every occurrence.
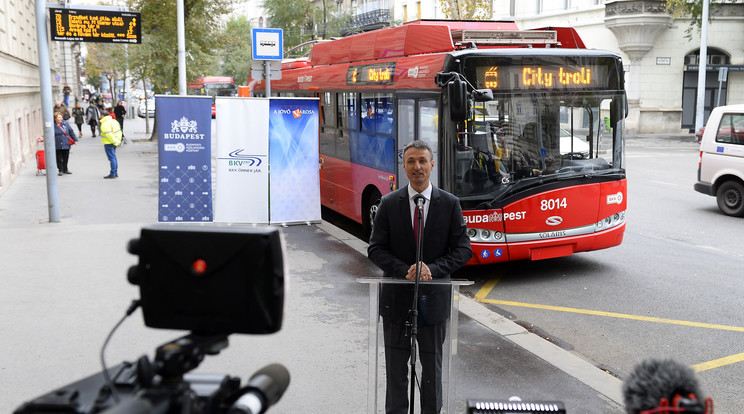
[86,104,101,137]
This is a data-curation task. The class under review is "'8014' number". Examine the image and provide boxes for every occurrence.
[541,197,567,211]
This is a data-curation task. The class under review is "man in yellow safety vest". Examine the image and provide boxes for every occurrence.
[99,111,122,179]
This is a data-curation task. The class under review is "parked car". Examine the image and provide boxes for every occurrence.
[694,104,744,217]
[559,128,590,158]
[138,98,155,118]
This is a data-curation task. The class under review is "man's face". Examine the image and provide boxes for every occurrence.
[403,146,434,189]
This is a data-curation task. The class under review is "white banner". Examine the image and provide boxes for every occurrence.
[214,97,270,223]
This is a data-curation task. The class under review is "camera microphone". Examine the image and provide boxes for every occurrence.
[622,358,713,414]
[229,363,290,414]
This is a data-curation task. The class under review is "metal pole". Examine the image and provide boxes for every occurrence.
[177,0,187,95]
[694,0,709,132]
[265,60,271,97]
[36,0,60,222]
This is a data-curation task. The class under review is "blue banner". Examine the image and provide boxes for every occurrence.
[157,96,213,222]
[268,98,321,224]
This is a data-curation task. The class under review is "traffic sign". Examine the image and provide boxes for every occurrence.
[252,28,283,61]
[250,60,282,80]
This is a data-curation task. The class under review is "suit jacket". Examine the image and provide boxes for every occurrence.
[368,185,472,324]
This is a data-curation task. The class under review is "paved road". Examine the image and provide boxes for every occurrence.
[1,115,626,413]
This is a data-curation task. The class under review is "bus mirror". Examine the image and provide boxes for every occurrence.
[448,79,467,122]
[610,93,627,127]
[472,89,493,102]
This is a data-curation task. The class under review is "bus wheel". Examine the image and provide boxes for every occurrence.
[716,180,744,217]
[363,189,382,240]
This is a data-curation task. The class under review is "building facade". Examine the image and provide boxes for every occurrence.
[0,0,71,197]
[364,0,744,134]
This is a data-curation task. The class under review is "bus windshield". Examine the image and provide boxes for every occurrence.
[203,82,238,97]
[454,91,624,200]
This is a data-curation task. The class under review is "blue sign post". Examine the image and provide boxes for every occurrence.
[251,28,283,60]
[251,28,283,97]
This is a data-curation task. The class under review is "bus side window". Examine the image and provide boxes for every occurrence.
[361,93,376,132]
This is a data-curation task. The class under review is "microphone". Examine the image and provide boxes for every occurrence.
[622,358,711,414]
[229,363,290,414]
[413,194,426,211]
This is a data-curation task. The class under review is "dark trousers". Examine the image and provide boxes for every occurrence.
[89,121,97,136]
[383,317,446,414]
[117,118,124,135]
[56,148,70,173]
[75,122,82,134]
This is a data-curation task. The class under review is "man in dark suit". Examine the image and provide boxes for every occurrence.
[368,139,472,414]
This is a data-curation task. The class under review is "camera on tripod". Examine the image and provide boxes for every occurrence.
[14,225,288,414]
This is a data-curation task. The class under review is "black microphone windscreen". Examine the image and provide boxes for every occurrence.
[622,358,703,414]
[413,194,426,206]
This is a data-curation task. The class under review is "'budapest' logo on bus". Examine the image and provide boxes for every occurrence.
[464,211,502,224]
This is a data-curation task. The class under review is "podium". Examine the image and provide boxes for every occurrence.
[358,278,473,413]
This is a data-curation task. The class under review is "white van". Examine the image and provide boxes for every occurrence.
[694,104,744,216]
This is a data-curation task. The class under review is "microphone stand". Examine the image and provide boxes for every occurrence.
[409,201,424,414]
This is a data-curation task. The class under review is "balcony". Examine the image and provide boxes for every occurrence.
[342,8,391,35]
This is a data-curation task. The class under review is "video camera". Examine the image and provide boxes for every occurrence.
[14,225,288,414]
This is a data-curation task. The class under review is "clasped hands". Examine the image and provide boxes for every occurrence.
[406,262,432,281]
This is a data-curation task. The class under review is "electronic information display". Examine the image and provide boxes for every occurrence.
[50,8,141,43]
[346,62,396,86]
[467,56,621,91]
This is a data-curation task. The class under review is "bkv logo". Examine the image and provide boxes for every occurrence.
[171,116,198,133]
[225,149,265,166]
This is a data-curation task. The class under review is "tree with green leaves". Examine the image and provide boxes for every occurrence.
[219,15,253,86]
[129,0,233,94]
[262,0,353,54]
[84,43,128,104]
[665,0,739,38]
[438,0,492,20]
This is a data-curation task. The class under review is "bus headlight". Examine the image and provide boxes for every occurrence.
[467,227,504,243]
[595,210,625,231]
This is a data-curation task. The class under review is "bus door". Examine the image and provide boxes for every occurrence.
[397,96,440,188]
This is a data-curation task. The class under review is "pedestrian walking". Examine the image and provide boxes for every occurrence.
[113,101,127,136]
[99,111,122,179]
[72,103,85,136]
[86,104,101,137]
[53,112,78,176]
[53,101,70,121]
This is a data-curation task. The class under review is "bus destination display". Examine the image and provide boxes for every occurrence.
[50,8,141,44]
[347,63,396,86]
[476,64,610,91]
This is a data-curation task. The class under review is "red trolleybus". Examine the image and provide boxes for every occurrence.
[188,76,238,117]
[251,20,628,265]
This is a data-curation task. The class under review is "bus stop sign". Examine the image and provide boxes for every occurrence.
[252,28,283,61]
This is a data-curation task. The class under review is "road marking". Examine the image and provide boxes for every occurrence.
[693,353,744,372]
[476,297,744,332]
[475,276,744,371]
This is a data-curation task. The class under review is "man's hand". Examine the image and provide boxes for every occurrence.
[406,262,431,281]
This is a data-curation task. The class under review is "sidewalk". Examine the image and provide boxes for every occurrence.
[0,116,625,413]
